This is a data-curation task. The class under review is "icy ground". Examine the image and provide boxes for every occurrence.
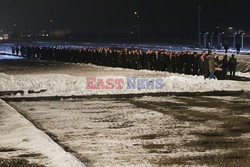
[8,95,250,166]
[0,99,85,167]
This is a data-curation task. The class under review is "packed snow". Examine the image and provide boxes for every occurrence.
[0,70,250,97]
[8,95,250,166]
[1,42,250,97]
[1,42,250,166]
[0,99,85,167]
[0,54,23,60]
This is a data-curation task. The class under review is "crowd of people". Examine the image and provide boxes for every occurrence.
[12,45,238,79]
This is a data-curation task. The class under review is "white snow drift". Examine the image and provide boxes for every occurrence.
[0,99,85,167]
[0,70,249,97]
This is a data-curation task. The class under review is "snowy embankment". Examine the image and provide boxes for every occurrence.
[0,69,250,97]
[0,99,85,167]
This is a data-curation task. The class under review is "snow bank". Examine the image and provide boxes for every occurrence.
[0,72,249,97]
[0,99,85,167]
[0,54,23,60]
[0,44,13,54]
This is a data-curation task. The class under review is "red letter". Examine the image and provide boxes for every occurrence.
[86,77,97,89]
[97,79,106,89]
[115,79,124,89]
[106,78,115,89]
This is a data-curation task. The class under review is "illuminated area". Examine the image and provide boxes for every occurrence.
[0,1,250,167]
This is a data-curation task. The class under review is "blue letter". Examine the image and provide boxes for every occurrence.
[137,79,147,89]
[155,79,164,89]
[126,77,136,89]
[146,79,155,89]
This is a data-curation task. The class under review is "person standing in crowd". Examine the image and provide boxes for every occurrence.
[193,52,199,75]
[208,54,216,79]
[15,46,20,56]
[198,52,205,75]
[203,54,210,79]
[224,42,229,53]
[221,55,229,79]
[228,54,237,79]
[214,53,219,66]
[236,43,241,54]
[185,52,193,75]
[12,46,16,55]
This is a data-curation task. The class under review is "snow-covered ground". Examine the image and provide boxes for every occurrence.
[0,42,249,98]
[0,99,85,167]
[8,95,250,166]
[0,54,23,60]
[0,68,250,97]
[1,42,250,166]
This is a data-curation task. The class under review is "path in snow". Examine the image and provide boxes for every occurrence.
[8,95,250,166]
[0,99,85,167]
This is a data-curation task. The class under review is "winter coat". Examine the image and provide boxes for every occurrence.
[208,56,216,72]
[221,58,229,69]
[198,57,204,69]
[203,56,209,74]
[228,58,237,70]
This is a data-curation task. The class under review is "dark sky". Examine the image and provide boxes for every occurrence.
[0,0,249,32]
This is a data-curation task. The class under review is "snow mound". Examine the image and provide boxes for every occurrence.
[1,72,249,97]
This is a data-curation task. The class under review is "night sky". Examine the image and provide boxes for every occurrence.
[0,0,249,32]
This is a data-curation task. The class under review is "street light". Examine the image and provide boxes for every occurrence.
[50,19,54,38]
[204,32,209,48]
[210,32,214,48]
[241,33,245,49]
[233,32,237,48]
[134,11,141,43]
[13,23,17,32]
[218,32,224,49]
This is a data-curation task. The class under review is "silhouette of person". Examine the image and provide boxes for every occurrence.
[236,43,241,54]
[224,42,229,53]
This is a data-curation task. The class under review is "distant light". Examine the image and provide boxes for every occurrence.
[0,37,3,40]
[228,27,233,30]
[50,20,53,23]
[134,12,137,15]
[13,24,16,27]
[216,26,220,29]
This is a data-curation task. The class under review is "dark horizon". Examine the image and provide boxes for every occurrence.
[1,0,249,31]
